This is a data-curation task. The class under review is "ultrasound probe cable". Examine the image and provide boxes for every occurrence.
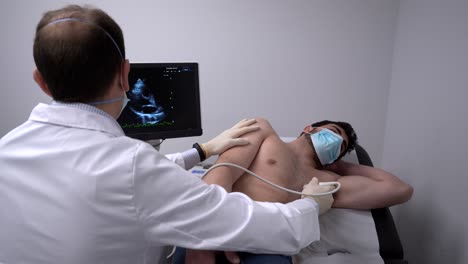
[203,162,341,197]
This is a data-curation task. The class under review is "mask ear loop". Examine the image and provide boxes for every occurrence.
[45,18,124,60]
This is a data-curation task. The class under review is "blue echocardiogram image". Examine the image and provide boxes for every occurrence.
[117,63,202,140]
[127,78,166,125]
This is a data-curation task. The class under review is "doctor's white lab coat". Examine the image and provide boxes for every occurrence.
[0,102,320,264]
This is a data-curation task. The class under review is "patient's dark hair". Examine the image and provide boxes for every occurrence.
[311,120,358,160]
[33,5,125,102]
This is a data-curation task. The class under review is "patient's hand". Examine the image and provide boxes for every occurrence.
[223,251,240,263]
[184,249,240,264]
[185,249,216,264]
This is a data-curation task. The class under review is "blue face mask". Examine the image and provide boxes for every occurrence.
[310,128,343,165]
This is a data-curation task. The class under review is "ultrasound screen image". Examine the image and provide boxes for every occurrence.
[117,63,202,140]
[128,78,167,125]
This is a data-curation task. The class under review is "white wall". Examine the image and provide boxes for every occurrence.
[383,0,468,263]
[0,0,399,166]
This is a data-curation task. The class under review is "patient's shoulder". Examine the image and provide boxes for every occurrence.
[253,117,280,137]
[253,117,273,129]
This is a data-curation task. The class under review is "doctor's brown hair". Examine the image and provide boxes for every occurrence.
[33,5,125,103]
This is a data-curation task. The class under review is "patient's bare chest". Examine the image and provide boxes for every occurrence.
[232,136,338,203]
[233,137,313,203]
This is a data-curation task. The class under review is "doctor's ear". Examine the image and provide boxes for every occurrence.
[33,68,52,97]
[120,59,130,92]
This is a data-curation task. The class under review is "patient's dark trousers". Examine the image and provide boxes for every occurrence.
[172,248,292,264]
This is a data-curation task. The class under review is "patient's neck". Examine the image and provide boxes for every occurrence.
[287,135,322,170]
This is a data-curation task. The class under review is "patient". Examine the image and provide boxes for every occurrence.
[175,118,413,264]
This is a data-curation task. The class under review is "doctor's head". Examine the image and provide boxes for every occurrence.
[302,120,358,165]
[32,5,129,107]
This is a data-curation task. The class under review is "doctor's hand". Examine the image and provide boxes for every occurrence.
[201,118,259,158]
[301,177,335,215]
[223,251,241,263]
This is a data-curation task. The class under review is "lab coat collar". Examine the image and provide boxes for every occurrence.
[29,102,125,137]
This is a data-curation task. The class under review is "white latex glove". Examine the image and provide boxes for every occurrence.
[301,177,335,215]
[201,118,259,158]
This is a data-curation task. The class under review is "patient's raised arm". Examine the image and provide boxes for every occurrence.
[202,118,273,192]
[326,160,413,209]
[182,118,273,263]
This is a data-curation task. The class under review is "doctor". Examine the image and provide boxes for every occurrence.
[0,5,333,264]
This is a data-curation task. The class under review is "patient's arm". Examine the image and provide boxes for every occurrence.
[325,160,413,209]
[183,118,272,264]
[202,118,273,191]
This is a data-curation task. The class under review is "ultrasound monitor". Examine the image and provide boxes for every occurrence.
[117,63,202,140]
